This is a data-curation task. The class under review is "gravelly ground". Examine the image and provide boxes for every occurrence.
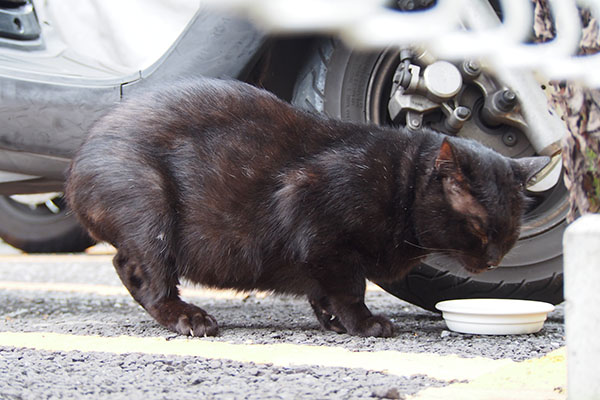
[0,256,565,361]
[0,246,565,399]
[0,346,448,400]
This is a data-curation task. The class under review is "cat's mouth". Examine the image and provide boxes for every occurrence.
[427,253,497,274]
[463,265,490,274]
[458,255,494,274]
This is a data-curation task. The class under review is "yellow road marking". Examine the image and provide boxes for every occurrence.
[408,347,567,400]
[85,243,117,255]
[0,280,383,299]
[0,254,114,263]
[0,331,516,382]
[0,281,128,296]
[0,255,564,396]
[0,242,116,258]
[0,281,259,299]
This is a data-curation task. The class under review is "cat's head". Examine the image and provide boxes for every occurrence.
[413,137,549,273]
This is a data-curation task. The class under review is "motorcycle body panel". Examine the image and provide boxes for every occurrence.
[0,5,266,193]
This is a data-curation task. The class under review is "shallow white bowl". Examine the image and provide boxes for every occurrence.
[435,298,555,335]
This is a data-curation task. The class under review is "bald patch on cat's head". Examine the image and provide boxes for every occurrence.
[443,176,488,223]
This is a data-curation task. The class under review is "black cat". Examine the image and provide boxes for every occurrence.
[65,78,548,337]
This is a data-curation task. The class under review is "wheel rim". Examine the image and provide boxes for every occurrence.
[2,193,69,223]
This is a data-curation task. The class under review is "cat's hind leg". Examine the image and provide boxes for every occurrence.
[113,248,218,337]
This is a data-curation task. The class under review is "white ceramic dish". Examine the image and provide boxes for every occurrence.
[435,298,555,335]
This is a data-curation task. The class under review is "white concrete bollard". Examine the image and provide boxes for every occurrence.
[564,213,600,399]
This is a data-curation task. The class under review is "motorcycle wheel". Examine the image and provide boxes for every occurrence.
[0,194,94,253]
[292,39,566,311]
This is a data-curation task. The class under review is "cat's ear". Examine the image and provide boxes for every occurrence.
[513,156,551,185]
[435,139,485,216]
[434,138,463,180]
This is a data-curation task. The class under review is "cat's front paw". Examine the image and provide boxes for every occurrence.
[150,299,219,337]
[174,311,219,337]
[353,315,394,337]
[309,297,347,334]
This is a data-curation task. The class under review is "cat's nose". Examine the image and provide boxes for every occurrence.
[486,257,502,269]
[486,256,503,268]
[486,246,503,268]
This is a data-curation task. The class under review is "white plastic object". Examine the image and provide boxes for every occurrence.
[435,298,554,335]
[564,214,600,399]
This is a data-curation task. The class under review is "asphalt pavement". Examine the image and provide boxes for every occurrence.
[0,241,566,399]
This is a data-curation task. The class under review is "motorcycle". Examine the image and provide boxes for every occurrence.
[0,0,567,311]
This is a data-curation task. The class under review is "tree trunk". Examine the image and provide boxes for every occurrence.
[533,0,600,221]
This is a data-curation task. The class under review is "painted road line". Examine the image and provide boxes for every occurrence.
[0,241,115,257]
[85,243,117,255]
[0,331,517,382]
[0,254,114,263]
[0,281,257,299]
[0,281,128,296]
[407,347,567,400]
[0,280,383,299]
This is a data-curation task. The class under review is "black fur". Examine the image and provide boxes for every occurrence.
[66,78,542,337]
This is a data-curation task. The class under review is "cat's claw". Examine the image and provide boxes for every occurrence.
[309,298,347,334]
[321,315,347,334]
[174,312,219,337]
[150,299,219,337]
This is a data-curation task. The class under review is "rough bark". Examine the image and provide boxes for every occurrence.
[533,0,600,221]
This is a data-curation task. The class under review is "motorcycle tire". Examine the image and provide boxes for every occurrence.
[0,1,28,6]
[0,194,94,253]
[292,39,566,311]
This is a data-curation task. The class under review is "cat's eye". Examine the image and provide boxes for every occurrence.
[479,234,489,246]
[469,217,488,245]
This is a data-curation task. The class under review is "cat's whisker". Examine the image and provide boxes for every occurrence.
[403,240,464,254]
[403,240,428,250]
[414,228,435,235]
[508,242,525,252]
[408,253,430,262]
[419,253,447,263]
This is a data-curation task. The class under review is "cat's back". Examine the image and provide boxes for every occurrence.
[85,79,300,145]
[72,78,350,179]
[65,78,348,245]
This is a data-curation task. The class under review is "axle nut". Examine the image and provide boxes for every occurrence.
[495,90,518,112]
